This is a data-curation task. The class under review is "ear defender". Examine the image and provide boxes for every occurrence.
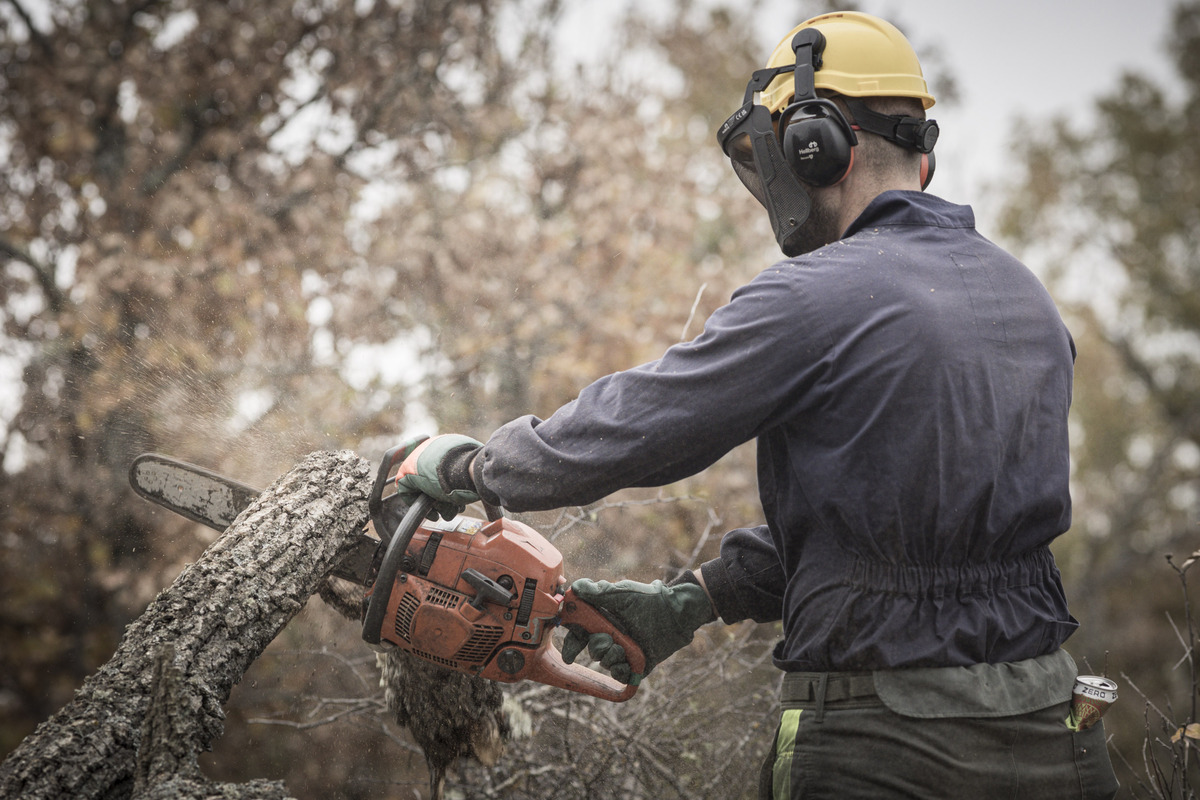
[781,100,858,186]
[777,29,940,191]
[777,28,858,187]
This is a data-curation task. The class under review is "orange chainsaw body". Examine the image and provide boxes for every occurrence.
[364,508,641,702]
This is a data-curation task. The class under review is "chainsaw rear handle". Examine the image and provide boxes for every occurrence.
[536,589,647,703]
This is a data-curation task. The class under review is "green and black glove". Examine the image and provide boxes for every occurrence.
[561,576,716,684]
[393,433,483,520]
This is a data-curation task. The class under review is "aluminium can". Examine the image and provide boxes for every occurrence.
[1067,675,1118,732]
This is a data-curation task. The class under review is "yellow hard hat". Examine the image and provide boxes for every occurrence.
[760,11,935,114]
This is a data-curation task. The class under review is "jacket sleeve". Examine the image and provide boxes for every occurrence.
[472,264,828,511]
[700,525,787,624]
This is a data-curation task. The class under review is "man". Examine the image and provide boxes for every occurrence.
[393,11,1120,798]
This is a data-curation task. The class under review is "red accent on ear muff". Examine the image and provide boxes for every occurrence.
[832,147,855,187]
[920,151,935,190]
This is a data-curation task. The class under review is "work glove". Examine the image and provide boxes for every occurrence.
[560,577,716,684]
[393,433,483,521]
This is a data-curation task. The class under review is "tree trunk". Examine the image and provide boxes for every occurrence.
[0,450,373,800]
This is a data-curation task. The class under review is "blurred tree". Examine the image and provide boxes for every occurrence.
[357,0,782,581]
[997,0,1200,777]
[0,0,802,794]
[0,0,549,788]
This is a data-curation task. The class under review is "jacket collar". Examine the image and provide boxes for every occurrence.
[842,190,975,239]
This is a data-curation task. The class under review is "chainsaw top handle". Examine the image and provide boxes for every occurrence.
[369,441,502,539]
[362,490,433,646]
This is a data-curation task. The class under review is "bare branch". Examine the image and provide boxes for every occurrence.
[682,504,722,570]
[546,492,713,543]
[248,698,379,731]
[0,236,64,313]
[679,282,707,342]
[3,0,53,60]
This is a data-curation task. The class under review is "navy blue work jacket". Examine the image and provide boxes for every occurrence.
[475,190,1078,671]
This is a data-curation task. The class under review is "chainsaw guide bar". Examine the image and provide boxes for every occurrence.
[130,453,260,531]
[128,453,377,584]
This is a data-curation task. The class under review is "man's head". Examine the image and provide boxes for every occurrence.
[717,12,938,256]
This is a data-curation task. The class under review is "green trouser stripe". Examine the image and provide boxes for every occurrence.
[772,709,803,799]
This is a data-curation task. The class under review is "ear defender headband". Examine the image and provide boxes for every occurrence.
[841,98,939,190]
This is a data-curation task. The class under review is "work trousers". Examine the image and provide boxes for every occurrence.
[759,671,1120,799]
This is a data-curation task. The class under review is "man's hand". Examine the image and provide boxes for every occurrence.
[393,434,483,520]
[560,577,716,684]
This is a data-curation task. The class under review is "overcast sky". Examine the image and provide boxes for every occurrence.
[833,0,1178,219]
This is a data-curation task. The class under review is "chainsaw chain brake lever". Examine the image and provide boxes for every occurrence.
[369,442,504,545]
[369,443,410,547]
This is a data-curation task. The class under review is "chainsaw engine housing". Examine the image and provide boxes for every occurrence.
[366,513,569,682]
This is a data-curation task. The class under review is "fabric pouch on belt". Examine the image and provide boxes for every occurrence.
[873,648,1077,719]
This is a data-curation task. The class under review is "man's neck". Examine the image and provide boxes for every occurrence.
[832,176,920,239]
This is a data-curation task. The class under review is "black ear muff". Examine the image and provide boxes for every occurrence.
[780,100,857,186]
[920,151,935,190]
[779,27,858,187]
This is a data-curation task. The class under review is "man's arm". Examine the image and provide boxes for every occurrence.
[558,525,789,685]
[464,267,830,513]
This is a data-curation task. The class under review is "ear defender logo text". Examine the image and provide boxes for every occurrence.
[797,141,820,161]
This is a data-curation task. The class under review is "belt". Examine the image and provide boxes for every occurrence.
[781,671,878,721]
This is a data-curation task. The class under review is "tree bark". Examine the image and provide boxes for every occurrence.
[0,450,373,800]
[132,645,292,800]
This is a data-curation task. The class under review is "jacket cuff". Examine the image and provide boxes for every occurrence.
[467,446,504,507]
[437,444,482,493]
[699,557,752,625]
[666,568,718,624]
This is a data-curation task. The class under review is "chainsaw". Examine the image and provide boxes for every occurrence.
[128,448,644,702]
